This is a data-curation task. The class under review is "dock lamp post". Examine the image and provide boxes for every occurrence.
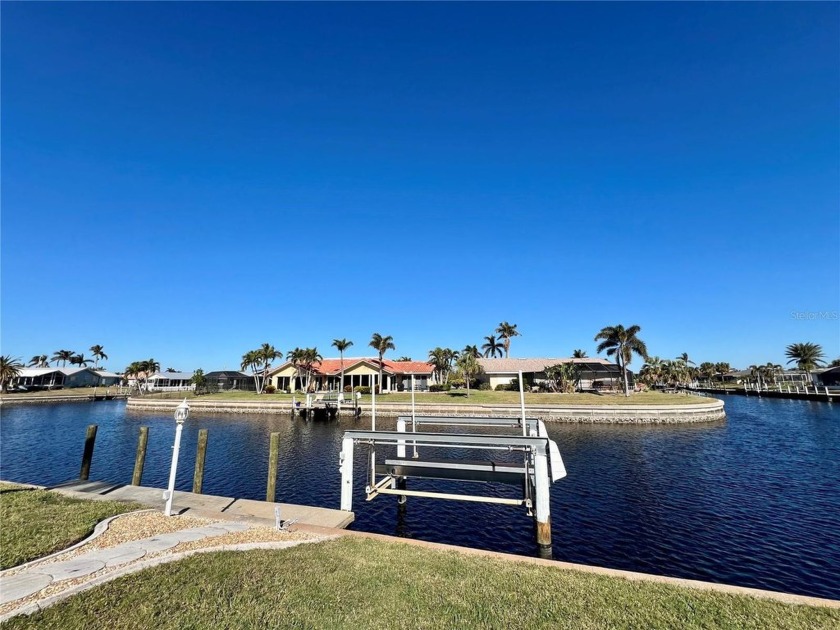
[163,398,190,516]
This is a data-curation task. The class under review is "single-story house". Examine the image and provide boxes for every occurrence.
[15,367,105,389]
[204,371,256,391]
[813,366,840,387]
[268,358,436,393]
[475,358,628,391]
[146,372,195,392]
[95,370,123,386]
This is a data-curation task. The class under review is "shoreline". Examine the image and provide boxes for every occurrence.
[125,396,726,423]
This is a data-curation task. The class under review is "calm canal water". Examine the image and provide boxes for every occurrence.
[1,396,838,599]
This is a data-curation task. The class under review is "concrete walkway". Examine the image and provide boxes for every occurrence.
[0,518,253,612]
[50,479,355,529]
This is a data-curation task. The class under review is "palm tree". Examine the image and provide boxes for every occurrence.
[481,335,504,358]
[51,350,74,367]
[785,342,825,380]
[714,362,732,384]
[698,362,716,384]
[146,358,160,375]
[241,350,261,392]
[28,355,49,368]
[639,356,664,387]
[70,354,93,368]
[428,347,456,384]
[257,343,282,393]
[300,347,323,392]
[495,322,520,358]
[332,338,354,392]
[395,356,413,362]
[572,349,588,359]
[594,324,648,397]
[89,345,108,369]
[456,353,483,397]
[829,358,840,368]
[461,345,480,360]
[369,333,395,393]
[287,348,304,392]
[677,352,695,366]
[0,355,24,393]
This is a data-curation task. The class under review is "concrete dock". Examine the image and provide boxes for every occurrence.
[49,479,354,529]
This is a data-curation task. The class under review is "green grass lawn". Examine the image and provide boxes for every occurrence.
[144,390,712,406]
[0,483,142,569]
[5,537,836,629]
[0,387,119,398]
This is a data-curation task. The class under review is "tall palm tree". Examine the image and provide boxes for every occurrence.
[572,349,588,359]
[481,335,504,358]
[332,338,354,392]
[594,324,648,397]
[785,342,825,380]
[495,322,520,358]
[287,348,304,392]
[28,355,49,368]
[257,343,282,393]
[714,362,732,384]
[369,333,395,393]
[0,355,24,393]
[241,350,261,392]
[146,358,160,375]
[52,350,74,367]
[89,345,108,369]
[677,352,695,366]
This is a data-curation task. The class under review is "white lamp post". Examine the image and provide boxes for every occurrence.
[163,398,190,516]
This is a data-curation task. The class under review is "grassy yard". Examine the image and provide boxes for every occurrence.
[0,387,120,398]
[144,390,712,406]
[0,483,142,569]
[6,537,836,629]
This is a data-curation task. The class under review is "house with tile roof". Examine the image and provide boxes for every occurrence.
[268,358,435,393]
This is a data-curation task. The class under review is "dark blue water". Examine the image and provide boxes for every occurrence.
[1,396,838,599]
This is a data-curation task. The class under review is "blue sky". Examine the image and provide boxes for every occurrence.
[2,3,838,372]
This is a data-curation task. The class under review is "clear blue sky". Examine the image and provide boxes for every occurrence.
[2,3,838,372]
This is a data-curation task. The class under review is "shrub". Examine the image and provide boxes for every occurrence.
[344,385,353,393]
[478,382,491,391]
[429,384,451,392]
[494,384,508,391]
[354,386,371,395]
[263,385,276,394]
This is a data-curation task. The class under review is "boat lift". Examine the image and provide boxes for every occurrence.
[337,373,567,548]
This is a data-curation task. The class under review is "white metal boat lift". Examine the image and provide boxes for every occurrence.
[338,418,566,548]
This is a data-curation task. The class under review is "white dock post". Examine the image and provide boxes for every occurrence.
[371,385,376,431]
[339,436,354,511]
[397,418,406,458]
[533,442,551,548]
[411,374,418,458]
[518,370,527,436]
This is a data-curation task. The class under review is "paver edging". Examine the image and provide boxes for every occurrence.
[0,536,334,622]
[0,510,158,577]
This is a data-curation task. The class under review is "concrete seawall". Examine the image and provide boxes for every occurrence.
[126,397,725,424]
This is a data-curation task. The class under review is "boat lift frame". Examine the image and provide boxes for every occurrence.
[338,429,564,547]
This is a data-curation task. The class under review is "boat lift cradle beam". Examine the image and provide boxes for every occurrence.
[339,430,556,547]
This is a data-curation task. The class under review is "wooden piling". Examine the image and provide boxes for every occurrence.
[79,424,98,480]
[193,429,208,494]
[131,426,149,486]
[266,432,280,502]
